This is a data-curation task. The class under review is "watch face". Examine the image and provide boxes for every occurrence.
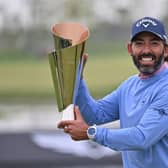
[87,125,97,140]
[88,127,96,135]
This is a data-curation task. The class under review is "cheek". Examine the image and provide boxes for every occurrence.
[131,50,141,57]
[153,48,164,57]
[131,47,143,56]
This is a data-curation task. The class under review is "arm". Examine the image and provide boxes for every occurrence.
[76,79,119,125]
[59,87,168,151]
[76,53,119,125]
[95,88,168,151]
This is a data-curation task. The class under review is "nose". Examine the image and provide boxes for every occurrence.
[143,44,152,54]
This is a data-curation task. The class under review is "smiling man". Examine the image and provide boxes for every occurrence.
[58,17,168,168]
[128,17,168,78]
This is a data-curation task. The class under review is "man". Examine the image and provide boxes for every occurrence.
[58,17,168,168]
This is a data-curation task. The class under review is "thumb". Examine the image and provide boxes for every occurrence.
[81,53,88,79]
[74,106,83,121]
[83,53,88,67]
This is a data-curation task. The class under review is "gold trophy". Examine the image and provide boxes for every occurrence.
[48,22,89,123]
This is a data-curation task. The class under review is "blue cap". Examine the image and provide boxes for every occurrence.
[131,17,168,43]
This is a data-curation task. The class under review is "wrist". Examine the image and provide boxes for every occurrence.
[87,124,97,140]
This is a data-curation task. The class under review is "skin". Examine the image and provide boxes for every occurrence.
[57,32,168,141]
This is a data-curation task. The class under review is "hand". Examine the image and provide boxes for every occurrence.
[57,106,89,141]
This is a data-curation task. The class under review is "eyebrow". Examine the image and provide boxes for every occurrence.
[133,37,162,42]
[151,37,162,41]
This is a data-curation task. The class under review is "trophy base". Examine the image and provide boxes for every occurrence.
[62,104,74,121]
[56,104,75,127]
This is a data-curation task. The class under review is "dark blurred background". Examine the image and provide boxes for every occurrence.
[0,0,168,167]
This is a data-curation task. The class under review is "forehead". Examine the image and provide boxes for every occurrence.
[133,32,162,41]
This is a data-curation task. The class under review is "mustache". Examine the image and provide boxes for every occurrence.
[138,53,156,60]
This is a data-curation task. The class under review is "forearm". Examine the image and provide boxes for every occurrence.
[95,126,147,151]
[95,108,168,151]
[76,79,119,125]
[76,79,99,125]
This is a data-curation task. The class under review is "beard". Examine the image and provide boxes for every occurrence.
[132,52,165,75]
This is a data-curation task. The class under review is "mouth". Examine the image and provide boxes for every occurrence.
[139,55,155,65]
[132,53,164,75]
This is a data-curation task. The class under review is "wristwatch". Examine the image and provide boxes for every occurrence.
[87,124,97,140]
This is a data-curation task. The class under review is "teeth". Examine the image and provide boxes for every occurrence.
[142,57,152,61]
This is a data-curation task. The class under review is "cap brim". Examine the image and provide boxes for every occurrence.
[131,30,165,42]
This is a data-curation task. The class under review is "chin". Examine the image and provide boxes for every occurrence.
[139,67,156,75]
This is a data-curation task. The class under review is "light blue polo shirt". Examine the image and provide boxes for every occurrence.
[76,65,168,168]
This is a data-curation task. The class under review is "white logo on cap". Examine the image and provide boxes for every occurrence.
[136,18,157,28]
[142,23,150,28]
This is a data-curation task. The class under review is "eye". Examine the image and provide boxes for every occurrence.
[150,41,160,46]
[134,41,144,46]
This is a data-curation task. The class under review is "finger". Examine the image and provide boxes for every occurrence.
[71,135,80,141]
[81,53,88,79]
[82,53,88,66]
[57,121,64,129]
[74,106,83,120]
[57,120,73,128]
[64,125,69,133]
[71,136,78,141]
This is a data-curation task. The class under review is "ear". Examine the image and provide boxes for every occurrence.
[127,42,133,55]
[164,44,168,59]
